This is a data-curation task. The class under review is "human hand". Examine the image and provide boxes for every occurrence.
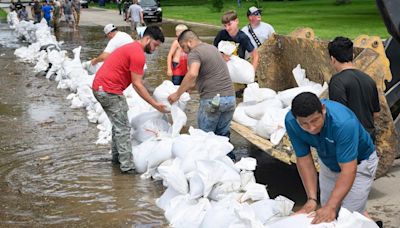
[168,92,180,104]
[310,205,337,224]
[153,102,168,113]
[294,199,318,215]
[221,53,231,62]
[167,69,173,77]
[90,58,96,66]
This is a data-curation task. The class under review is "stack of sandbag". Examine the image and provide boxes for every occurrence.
[217,40,255,84]
[150,133,297,227]
[233,65,328,145]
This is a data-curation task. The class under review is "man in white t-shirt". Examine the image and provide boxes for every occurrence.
[241,6,275,50]
[127,0,144,39]
[91,24,133,66]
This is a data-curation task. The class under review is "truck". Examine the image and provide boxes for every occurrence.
[231,0,400,178]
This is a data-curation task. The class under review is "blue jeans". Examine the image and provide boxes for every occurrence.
[198,96,236,137]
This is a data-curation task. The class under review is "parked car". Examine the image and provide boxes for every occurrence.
[80,0,89,8]
[140,0,162,22]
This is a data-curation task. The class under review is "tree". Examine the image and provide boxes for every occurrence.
[211,0,224,12]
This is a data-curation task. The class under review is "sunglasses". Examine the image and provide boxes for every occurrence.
[251,12,261,16]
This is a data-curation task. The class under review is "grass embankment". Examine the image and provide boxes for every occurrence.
[91,0,388,40]
[0,8,7,20]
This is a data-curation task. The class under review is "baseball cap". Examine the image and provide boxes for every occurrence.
[104,24,117,35]
[247,6,262,17]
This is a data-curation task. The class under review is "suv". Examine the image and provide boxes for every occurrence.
[80,0,89,8]
[140,0,162,22]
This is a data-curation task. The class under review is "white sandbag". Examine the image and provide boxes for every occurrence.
[240,170,256,190]
[234,203,265,228]
[188,172,205,200]
[82,60,102,75]
[255,108,289,145]
[208,181,241,201]
[171,134,193,158]
[335,208,379,228]
[156,186,181,211]
[243,83,277,103]
[133,137,173,174]
[274,195,295,217]
[217,40,236,56]
[194,160,226,197]
[200,196,243,228]
[244,98,283,120]
[226,55,255,84]
[240,182,270,202]
[277,83,327,108]
[157,158,188,194]
[129,111,164,129]
[133,118,170,142]
[235,157,257,171]
[250,199,280,224]
[170,103,187,137]
[153,80,190,112]
[136,26,147,38]
[165,196,211,228]
[264,213,315,228]
[233,103,258,129]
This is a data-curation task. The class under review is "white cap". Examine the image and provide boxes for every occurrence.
[247,6,262,16]
[104,24,116,35]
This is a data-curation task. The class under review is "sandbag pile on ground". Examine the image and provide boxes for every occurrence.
[233,65,327,145]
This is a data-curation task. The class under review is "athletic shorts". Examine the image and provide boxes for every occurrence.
[319,151,379,213]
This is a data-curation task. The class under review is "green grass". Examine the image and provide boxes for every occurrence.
[90,0,388,40]
[161,0,388,40]
[0,8,7,20]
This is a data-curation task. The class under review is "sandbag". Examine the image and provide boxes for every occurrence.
[226,55,255,84]
[244,98,283,120]
[255,108,289,145]
[132,118,170,142]
[233,103,258,130]
[243,83,277,103]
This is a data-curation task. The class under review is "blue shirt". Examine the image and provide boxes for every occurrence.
[42,5,53,20]
[285,99,375,172]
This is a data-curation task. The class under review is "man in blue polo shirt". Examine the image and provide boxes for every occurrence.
[285,92,379,224]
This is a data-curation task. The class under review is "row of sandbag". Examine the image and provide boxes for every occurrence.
[233,65,328,145]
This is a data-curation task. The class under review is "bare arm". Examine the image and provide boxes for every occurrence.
[250,48,259,71]
[311,160,357,224]
[295,154,319,214]
[166,40,179,77]
[140,10,144,24]
[91,52,110,65]
[168,62,200,104]
[131,71,167,113]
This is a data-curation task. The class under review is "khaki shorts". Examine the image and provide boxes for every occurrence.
[319,151,379,213]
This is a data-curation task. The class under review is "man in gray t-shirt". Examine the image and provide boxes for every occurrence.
[168,30,236,159]
[127,0,144,39]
